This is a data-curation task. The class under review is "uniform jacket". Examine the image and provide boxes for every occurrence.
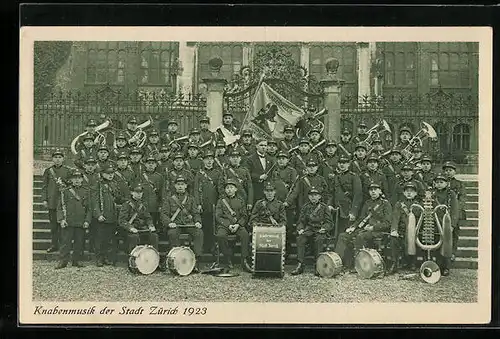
[391,198,422,235]
[214,156,229,171]
[244,152,275,202]
[115,166,135,188]
[360,170,389,200]
[338,140,354,157]
[110,146,129,161]
[321,154,339,179]
[249,198,287,227]
[163,167,194,197]
[351,157,367,175]
[278,138,298,152]
[383,160,403,194]
[416,170,436,189]
[448,177,467,219]
[145,143,160,158]
[296,202,333,232]
[289,151,322,175]
[289,173,329,207]
[357,197,393,232]
[218,165,254,205]
[200,129,215,144]
[232,142,256,157]
[194,166,222,212]
[129,161,145,179]
[433,188,459,228]
[391,177,426,206]
[160,193,201,227]
[184,157,203,173]
[74,147,96,169]
[330,169,363,219]
[270,165,298,203]
[215,194,248,228]
[92,178,126,223]
[95,159,115,173]
[352,134,369,145]
[41,164,72,209]
[118,198,153,231]
[138,170,163,212]
[56,185,92,226]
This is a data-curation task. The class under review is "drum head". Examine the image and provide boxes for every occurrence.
[420,260,441,284]
[316,252,343,278]
[135,246,160,275]
[355,249,384,279]
[171,247,196,276]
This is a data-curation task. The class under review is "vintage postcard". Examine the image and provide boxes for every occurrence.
[19,26,492,324]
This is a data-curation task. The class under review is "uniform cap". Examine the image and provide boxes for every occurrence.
[308,187,321,195]
[309,128,321,134]
[229,150,241,157]
[216,141,226,148]
[368,182,381,189]
[85,156,97,163]
[200,116,210,123]
[131,184,143,192]
[338,155,350,163]
[175,176,187,183]
[434,173,448,181]
[52,148,64,157]
[355,143,368,150]
[421,155,432,163]
[277,151,289,158]
[283,126,294,133]
[403,182,417,190]
[401,164,413,171]
[413,146,422,152]
[390,148,402,155]
[117,152,128,160]
[187,143,199,149]
[225,179,238,187]
[149,130,159,136]
[372,138,382,144]
[102,164,116,174]
[299,138,311,145]
[399,126,412,134]
[264,182,275,191]
[145,155,157,162]
[83,133,94,141]
[160,145,169,152]
[115,132,127,140]
[168,119,178,126]
[306,159,318,167]
[190,129,201,135]
[87,119,98,127]
[268,139,277,145]
[442,161,457,170]
[127,116,137,123]
[203,150,215,158]
[130,147,142,155]
[367,155,379,163]
[223,112,233,117]
[326,140,337,147]
[98,145,109,152]
[358,121,367,128]
[242,129,253,136]
[173,152,184,160]
[71,169,84,177]
[341,128,352,135]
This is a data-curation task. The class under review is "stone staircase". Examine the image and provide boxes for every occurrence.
[31,174,479,269]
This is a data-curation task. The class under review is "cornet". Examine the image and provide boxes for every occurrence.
[70,120,111,155]
[128,116,154,148]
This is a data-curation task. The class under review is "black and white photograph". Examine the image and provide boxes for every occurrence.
[19,27,492,324]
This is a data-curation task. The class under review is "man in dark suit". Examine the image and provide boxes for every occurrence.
[244,139,276,202]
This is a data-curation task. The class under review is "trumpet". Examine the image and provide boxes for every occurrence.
[128,116,154,148]
[401,122,437,161]
[70,120,111,155]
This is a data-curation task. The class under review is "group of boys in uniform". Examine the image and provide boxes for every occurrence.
[42,113,466,277]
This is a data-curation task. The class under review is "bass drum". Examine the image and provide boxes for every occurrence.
[354,248,385,279]
[316,252,343,278]
[252,224,286,277]
[166,246,196,276]
[128,245,160,275]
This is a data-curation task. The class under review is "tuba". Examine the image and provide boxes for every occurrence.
[299,108,328,139]
[401,122,437,162]
[70,120,111,155]
[128,116,154,148]
[364,119,392,155]
[407,190,453,284]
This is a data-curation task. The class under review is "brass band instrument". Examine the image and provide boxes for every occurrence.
[70,120,111,155]
[304,108,328,137]
[407,190,453,284]
[364,119,392,154]
[128,116,154,148]
[401,122,437,161]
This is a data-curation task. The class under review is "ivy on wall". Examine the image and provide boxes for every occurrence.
[34,41,73,105]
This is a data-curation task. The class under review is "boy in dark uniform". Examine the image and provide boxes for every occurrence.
[329,156,363,233]
[181,129,203,154]
[81,156,99,253]
[383,148,404,197]
[162,176,204,273]
[308,128,326,158]
[184,144,203,173]
[163,152,194,196]
[351,143,368,174]
[291,187,333,276]
[199,116,215,145]
[215,180,253,273]
[442,161,466,261]
[73,119,97,154]
[124,116,139,145]
[249,182,287,228]
[321,141,339,179]
[370,138,386,159]
[396,126,413,149]
[361,155,389,202]
[338,128,354,158]
[157,145,171,174]
[290,138,322,175]
[194,149,223,253]
[219,150,254,211]
[111,132,129,160]
[119,184,159,253]
[352,121,369,144]
[74,134,96,170]
[129,147,145,180]
[42,149,72,253]
[140,155,163,228]
[95,145,114,173]
[431,173,459,276]
[115,152,135,189]
[234,129,256,157]
[416,155,436,189]
[390,182,421,272]
[289,159,328,209]
[92,164,126,266]
[145,129,161,159]
[391,164,425,206]
[161,119,182,145]
[55,170,92,269]
[266,139,279,161]
[214,141,229,170]
[217,112,239,137]
[280,126,297,152]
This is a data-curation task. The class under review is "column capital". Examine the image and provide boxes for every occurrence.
[320,77,346,92]
[202,77,227,92]
[356,42,370,48]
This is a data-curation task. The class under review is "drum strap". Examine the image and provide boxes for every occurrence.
[114,171,125,182]
[222,198,236,217]
[229,168,243,183]
[128,212,138,226]
[185,160,191,170]
[296,154,306,168]
[68,188,82,202]
[171,195,188,222]
[199,170,214,185]
[49,167,63,187]
[303,177,311,188]
[215,158,224,169]
[310,203,323,218]
[143,173,157,192]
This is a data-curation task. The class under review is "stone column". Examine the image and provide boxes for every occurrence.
[300,43,311,106]
[177,42,196,94]
[202,57,227,131]
[242,42,254,68]
[357,42,371,101]
[320,59,345,142]
[125,42,140,92]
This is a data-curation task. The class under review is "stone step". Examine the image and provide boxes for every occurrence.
[466,210,478,218]
[33,194,44,203]
[456,247,478,258]
[33,210,48,219]
[452,257,478,269]
[460,227,478,237]
[456,236,478,247]
[465,194,478,203]
[465,201,478,209]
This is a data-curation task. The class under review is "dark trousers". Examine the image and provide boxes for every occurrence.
[95,222,117,263]
[335,231,356,268]
[337,217,351,233]
[452,225,461,255]
[390,236,416,267]
[216,226,249,265]
[167,227,204,257]
[48,209,60,248]
[87,218,98,252]
[150,212,160,229]
[201,211,215,253]
[285,208,296,255]
[128,231,159,253]
[59,226,85,263]
[296,230,326,263]
[354,230,383,251]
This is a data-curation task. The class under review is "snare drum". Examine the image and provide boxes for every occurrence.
[355,248,385,279]
[166,247,196,276]
[252,224,286,277]
[128,245,160,275]
[316,252,343,278]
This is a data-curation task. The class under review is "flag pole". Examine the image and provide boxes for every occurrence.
[237,70,267,135]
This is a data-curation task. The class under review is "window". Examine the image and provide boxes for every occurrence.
[452,124,470,151]
[309,44,356,83]
[139,42,179,86]
[86,42,126,84]
[382,43,416,86]
[429,42,473,88]
[198,43,243,82]
[435,122,450,154]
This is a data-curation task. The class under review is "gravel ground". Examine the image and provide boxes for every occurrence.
[32,261,477,303]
